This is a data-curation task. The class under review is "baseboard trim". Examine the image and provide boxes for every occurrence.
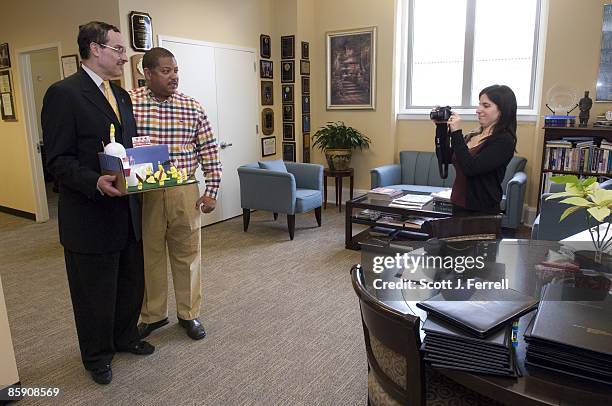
[0,205,36,221]
[0,381,22,405]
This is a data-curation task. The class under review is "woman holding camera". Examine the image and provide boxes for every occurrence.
[443,84,517,214]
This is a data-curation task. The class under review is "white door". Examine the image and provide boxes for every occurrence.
[158,36,258,226]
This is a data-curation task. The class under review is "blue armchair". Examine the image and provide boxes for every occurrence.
[237,161,323,240]
[370,151,527,229]
[532,178,612,241]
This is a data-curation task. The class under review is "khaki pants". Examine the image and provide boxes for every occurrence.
[141,183,202,323]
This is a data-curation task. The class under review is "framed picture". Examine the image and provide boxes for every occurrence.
[302,95,310,114]
[301,76,310,95]
[283,123,295,140]
[130,54,146,87]
[281,60,294,83]
[61,54,79,78]
[302,114,310,134]
[261,108,274,135]
[0,71,16,120]
[261,81,273,105]
[261,136,276,157]
[283,104,294,122]
[281,35,295,59]
[260,34,271,59]
[260,60,273,79]
[282,142,296,162]
[301,41,309,60]
[597,4,612,101]
[303,133,310,163]
[300,60,310,75]
[303,133,310,149]
[282,85,294,103]
[0,43,11,69]
[129,11,153,51]
[326,27,376,110]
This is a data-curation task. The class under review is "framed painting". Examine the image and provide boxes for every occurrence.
[261,136,276,157]
[260,60,273,79]
[300,60,310,75]
[0,43,11,69]
[301,76,310,95]
[260,34,271,59]
[302,95,310,114]
[282,84,294,103]
[261,108,274,135]
[301,41,309,60]
[281,60,294,83]
[283,123,294,140]
[282,142,296,162]
[302,114,310,134]
[597,4,612,101]
[326,27,376,110]
[261,81,273,105]
[283,104,294,122]
[281,35,295,59]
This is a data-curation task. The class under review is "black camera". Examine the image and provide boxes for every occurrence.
[430,106,452,121]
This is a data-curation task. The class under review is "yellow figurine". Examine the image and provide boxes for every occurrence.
[146,176,156,184]
[137,181,143,190]
[177,170,183,184]
[183,168,188,181]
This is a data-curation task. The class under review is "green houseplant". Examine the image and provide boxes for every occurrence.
[547,175,612,263]
[311,121,371,170]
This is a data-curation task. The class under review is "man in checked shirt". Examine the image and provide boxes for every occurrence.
[129,47,222,340]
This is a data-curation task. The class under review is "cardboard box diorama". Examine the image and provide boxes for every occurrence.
[98,140,196,195]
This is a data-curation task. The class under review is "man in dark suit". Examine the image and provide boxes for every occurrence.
[42,21,154,385]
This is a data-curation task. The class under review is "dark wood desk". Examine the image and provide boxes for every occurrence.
[323,168,354,213]
[359,240,612,405]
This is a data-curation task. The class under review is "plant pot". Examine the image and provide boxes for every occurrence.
[325,148,352,170]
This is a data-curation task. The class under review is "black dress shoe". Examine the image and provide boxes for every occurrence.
[178,318,206,340]
[137,318,169,338]
[90,365,112,385]
[117,340,155,355]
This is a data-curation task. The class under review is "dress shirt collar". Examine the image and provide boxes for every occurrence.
[81,63,105,94]
[146,86,175,104]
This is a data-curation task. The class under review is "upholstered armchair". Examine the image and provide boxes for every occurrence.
[237,160,323,240]
[532,178,612,241]
[370,151,527,229]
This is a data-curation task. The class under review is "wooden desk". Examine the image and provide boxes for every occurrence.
[359,240,612,405]
[323,168,354,212]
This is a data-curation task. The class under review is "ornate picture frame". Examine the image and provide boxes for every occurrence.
[282,142,296,162]
[261,81,273,105]
[260,34,271,59]
[260,60,273,79]
[326,27,376,110]
[281,61,294,83]
[261,108,274,135]
[282,84,294,103]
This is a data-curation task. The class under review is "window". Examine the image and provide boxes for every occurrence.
[402,0,541,112]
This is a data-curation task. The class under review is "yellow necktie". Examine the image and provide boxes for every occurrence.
[102,81,121,123]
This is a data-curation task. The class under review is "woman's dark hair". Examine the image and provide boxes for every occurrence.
[479,84,517,143]
[78,21,120,60]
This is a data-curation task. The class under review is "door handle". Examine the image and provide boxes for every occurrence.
[219,142,233,149]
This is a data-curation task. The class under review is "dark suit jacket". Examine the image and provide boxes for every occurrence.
[42,68,142,254]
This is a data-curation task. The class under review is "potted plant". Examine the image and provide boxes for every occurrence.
[311,121,371,170]
[547,175,612,265]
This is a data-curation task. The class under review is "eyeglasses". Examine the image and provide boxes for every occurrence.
[96,43,127,55]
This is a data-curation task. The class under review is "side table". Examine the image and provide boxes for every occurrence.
[324,168,354,212]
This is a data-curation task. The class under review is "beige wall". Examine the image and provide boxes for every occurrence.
[29,49,62,141]
[0,0,120,214]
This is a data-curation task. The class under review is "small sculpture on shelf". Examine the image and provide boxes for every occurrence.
[578,90,593,127]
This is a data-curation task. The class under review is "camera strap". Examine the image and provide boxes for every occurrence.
[435,123,452,178]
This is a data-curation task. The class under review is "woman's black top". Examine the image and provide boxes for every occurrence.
[449,129,516,214]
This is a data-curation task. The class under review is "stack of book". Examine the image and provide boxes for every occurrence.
[430,188,452,203]
[389,193,433,209]
[368,187,403,201]
[525,283,612,385]
[417,287,539,377]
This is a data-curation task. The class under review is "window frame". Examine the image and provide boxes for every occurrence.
[397,0,546,121]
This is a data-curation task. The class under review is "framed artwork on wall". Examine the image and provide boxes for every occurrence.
[282,142,296,162]
[260,60,273,79]
[0,43,11,69]
[597,4,612,101]
[281,35,295,59]
[261,136,276,157]
[283,123,295,140]
[301,76,310,95]
[0,70,16,120]
[326,26,376,110]
[302,114,310,134]
[302,95,310,114]
[283,104,294,122]
[281,61,294,83]
[261,108,274,135]
[260,34,271,59]
[61,54,79,78]
[261,81,273,105]
[282,84,294,103]
[301,41,309,60]
[300,60,310,75]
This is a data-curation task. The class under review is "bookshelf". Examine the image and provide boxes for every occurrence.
[538,126,612,212]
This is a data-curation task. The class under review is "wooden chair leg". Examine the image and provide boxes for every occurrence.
[243,209,250,232]
[315,207,322,227]
[287,214,295,240]
[273,212,278,220]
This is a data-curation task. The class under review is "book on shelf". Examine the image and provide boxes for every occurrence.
[368,187,403,200]
[389,193,433,209]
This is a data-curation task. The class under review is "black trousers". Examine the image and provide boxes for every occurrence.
[64,237,144,370]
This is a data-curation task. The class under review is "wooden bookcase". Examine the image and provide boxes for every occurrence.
[538,126,612,212]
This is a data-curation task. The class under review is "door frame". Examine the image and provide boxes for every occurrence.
[17,42,63,223]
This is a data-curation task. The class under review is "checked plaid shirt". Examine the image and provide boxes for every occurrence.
[129,86,222,198]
